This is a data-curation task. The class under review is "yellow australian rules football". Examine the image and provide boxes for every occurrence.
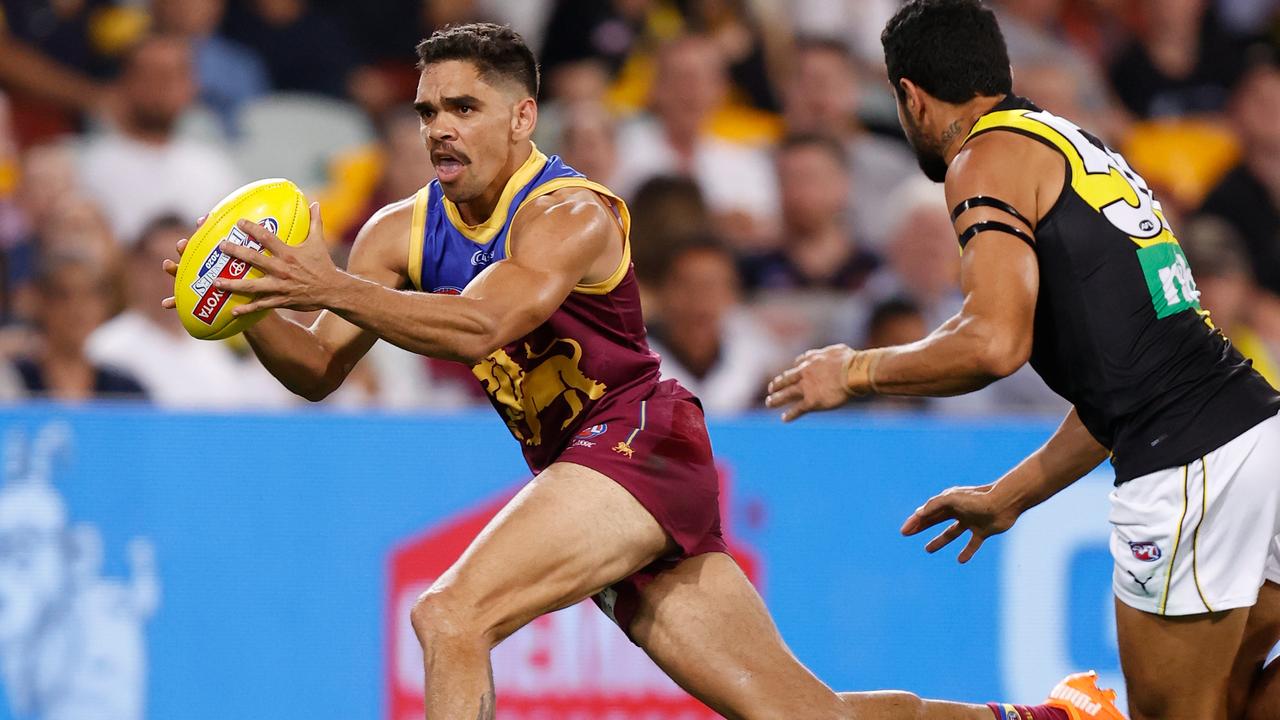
[175,178,309,340]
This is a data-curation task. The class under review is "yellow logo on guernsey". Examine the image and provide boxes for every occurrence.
[472,338,607,446]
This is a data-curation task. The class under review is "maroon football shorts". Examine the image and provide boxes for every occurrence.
[554,379,727,638]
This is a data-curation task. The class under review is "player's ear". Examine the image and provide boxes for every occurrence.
[898,78,923,115]
[511,97,537,142]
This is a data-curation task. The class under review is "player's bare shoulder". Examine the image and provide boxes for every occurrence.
[348,194,418,285]
[947,130,1064,225]
[509,186,623,281]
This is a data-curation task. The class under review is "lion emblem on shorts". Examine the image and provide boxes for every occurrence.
[473,337,607,446]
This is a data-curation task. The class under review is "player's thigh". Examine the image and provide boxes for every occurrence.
[628,552,848,720]
[1231,581,1280,719]
[419,461,674,645]
[1115,599,1249,720]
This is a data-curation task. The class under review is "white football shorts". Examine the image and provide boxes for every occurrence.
[1109,412,1280,615]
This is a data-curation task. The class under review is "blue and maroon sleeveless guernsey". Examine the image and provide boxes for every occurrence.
[408,146,727,632]
[407,146,664,472]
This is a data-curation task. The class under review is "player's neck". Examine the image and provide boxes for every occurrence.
[940,94,1007,167]
[455,141,535,226]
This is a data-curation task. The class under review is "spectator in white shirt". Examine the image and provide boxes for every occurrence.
[782,37,917,250]
[648,238,786,414]
[79,35,241,246]
[613,34,779,251]
[87,215,293,409]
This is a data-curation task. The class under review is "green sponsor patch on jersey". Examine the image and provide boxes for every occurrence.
[1138,241,1201,319]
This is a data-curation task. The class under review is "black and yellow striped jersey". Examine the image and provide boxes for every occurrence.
[962,95,1280,483]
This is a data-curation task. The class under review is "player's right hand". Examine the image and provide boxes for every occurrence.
[766,344,858,422]
[900,483,1021,563]
[161,215,206,309]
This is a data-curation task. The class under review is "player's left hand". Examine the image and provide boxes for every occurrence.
[900,484,1021,563]
[765,344,856,422]
[214,203,343,315]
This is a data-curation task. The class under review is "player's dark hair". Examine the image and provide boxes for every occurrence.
[416,23,540,99]
[778,133,850,172]
[881,0,1012,104]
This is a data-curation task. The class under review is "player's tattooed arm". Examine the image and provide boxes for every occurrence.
[901,407,1108,562]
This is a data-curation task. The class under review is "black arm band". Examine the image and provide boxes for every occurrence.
[950,196,1035,229]
[957,221,1036,250]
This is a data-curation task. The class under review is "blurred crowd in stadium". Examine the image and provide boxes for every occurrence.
[0,0,1276,414]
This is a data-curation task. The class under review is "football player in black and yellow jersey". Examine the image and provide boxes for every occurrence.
[769,2,1280,719]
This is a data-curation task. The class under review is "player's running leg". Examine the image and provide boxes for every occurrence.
[1115,600,1249,720]
[1229,581,1280,720]
[629,552,1108,720]
[408,461,673,719]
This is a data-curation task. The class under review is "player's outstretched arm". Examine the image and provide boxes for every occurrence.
[767,132,1048,421]
[215,186,618,367]
[162,199,411,400]
[901,407,1109,562]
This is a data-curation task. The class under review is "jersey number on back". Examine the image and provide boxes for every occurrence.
[1030,110,1169,240]
[1032,110,1203,319]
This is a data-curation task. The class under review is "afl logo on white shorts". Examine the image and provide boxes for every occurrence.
[1129,541,1161,562]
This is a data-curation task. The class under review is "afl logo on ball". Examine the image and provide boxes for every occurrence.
[1130,541,1161,562]
[576,424,608,440]
[261,217,279,234]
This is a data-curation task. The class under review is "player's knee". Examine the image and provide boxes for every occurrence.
[409,588,477,648]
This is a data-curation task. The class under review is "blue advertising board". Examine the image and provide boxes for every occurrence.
[0,405,1121,719]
